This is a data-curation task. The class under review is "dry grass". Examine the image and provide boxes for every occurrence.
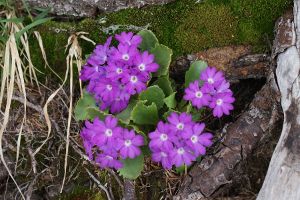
[0,3,97,197]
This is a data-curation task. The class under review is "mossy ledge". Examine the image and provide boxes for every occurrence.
[29,0,292,77]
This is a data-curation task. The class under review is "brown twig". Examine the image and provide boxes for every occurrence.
[85,168,112,200]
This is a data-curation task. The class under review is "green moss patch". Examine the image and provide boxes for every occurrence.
[29,0,292,76]
[175,4,237,53]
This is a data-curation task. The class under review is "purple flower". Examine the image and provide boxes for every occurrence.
[115,32,142,47]
[152,150,172,169]
[117,129,144,159]
[82,140,93,160]
[200,67,225,87]
[184,81,212,109]
[111,43,138,64]
[96,150,123,169]
[133,51,159,76]
[170,146,196,167]
[80,116,145,170]
[185,123,213,156]
[167,112,193,137]
[121,70,147,95]
[149,121,175,151]
[92,116,122,147]
[80,64,106,81]
[215,80,232,94]
[210,92,235,118]
[93,78,119,101]
[101,96,129,114]
[106,62,128,80]
[87,37,112,67]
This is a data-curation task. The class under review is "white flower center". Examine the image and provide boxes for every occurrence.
[105,129,113,137]
[116,68,123,74]
[177,147,185,155]
[176,123,184,130]
[138,63,146,71]
[160,152,167,157]
[195,91,203,98]
[124,139,132,147]
[103,56,107,62]
[160,133,168,141]
[191,135,198,143]
[105,155,113,160]
[130,76,138,83]
[208,78,214,84]
[216,99,223,106]
[106,84,113,91]
[122,54,130,61]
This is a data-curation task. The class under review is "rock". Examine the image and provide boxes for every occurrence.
[195,45,270,80]
[272,9,295,58]
[174,73,282,199]
[257,1,300,199]
[170,45,271,82]
[16,0,174,17]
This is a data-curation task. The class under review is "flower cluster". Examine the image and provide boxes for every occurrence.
[149,112,213,169]
[184,67,235,118]
[80,116,144,169]
[80,32,159,114]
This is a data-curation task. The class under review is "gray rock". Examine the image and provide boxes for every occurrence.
[18,0,174,17]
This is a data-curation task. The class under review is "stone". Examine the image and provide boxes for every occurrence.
[17,0,174,17]
[272,9,295,58]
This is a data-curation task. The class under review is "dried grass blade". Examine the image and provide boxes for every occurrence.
[0,35,25,199]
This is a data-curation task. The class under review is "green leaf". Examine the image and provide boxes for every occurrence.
[15,17,52,41]
[116,100,137,124]
[164,92,177,109]
[0,17,23,23]
[128,125,147,139]
[34,7,51,21]
[74,92,98,121]
[163,109,179,120]
[85,108,108,121]
[139,85,165,110]
[175,165,186,174]
[131,101,159,125]
[150,44,173,77]
[184,60,208,88]
[118,154,144,179]
[153,75,173,96]
[191,108,205,121]
[138,30,159,51]
[74,92,108,121]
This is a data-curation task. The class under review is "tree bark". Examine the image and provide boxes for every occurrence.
[257,1,300,199]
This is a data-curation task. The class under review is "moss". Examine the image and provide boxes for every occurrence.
[105,0,194,56]
[29,20,74,79]
[59,186,105,200]
[175,4,237,53]
[29,0,292,76]
[230,0,292,44]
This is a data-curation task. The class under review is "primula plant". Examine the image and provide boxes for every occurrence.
[74,30,235,180]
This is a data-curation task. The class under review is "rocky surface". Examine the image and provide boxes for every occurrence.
[272,9,295,58]
[174,73,282,200]
[257,1,300,199]
[170,45,270,82]
[175,1,300,199]
[17,0,174,17]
